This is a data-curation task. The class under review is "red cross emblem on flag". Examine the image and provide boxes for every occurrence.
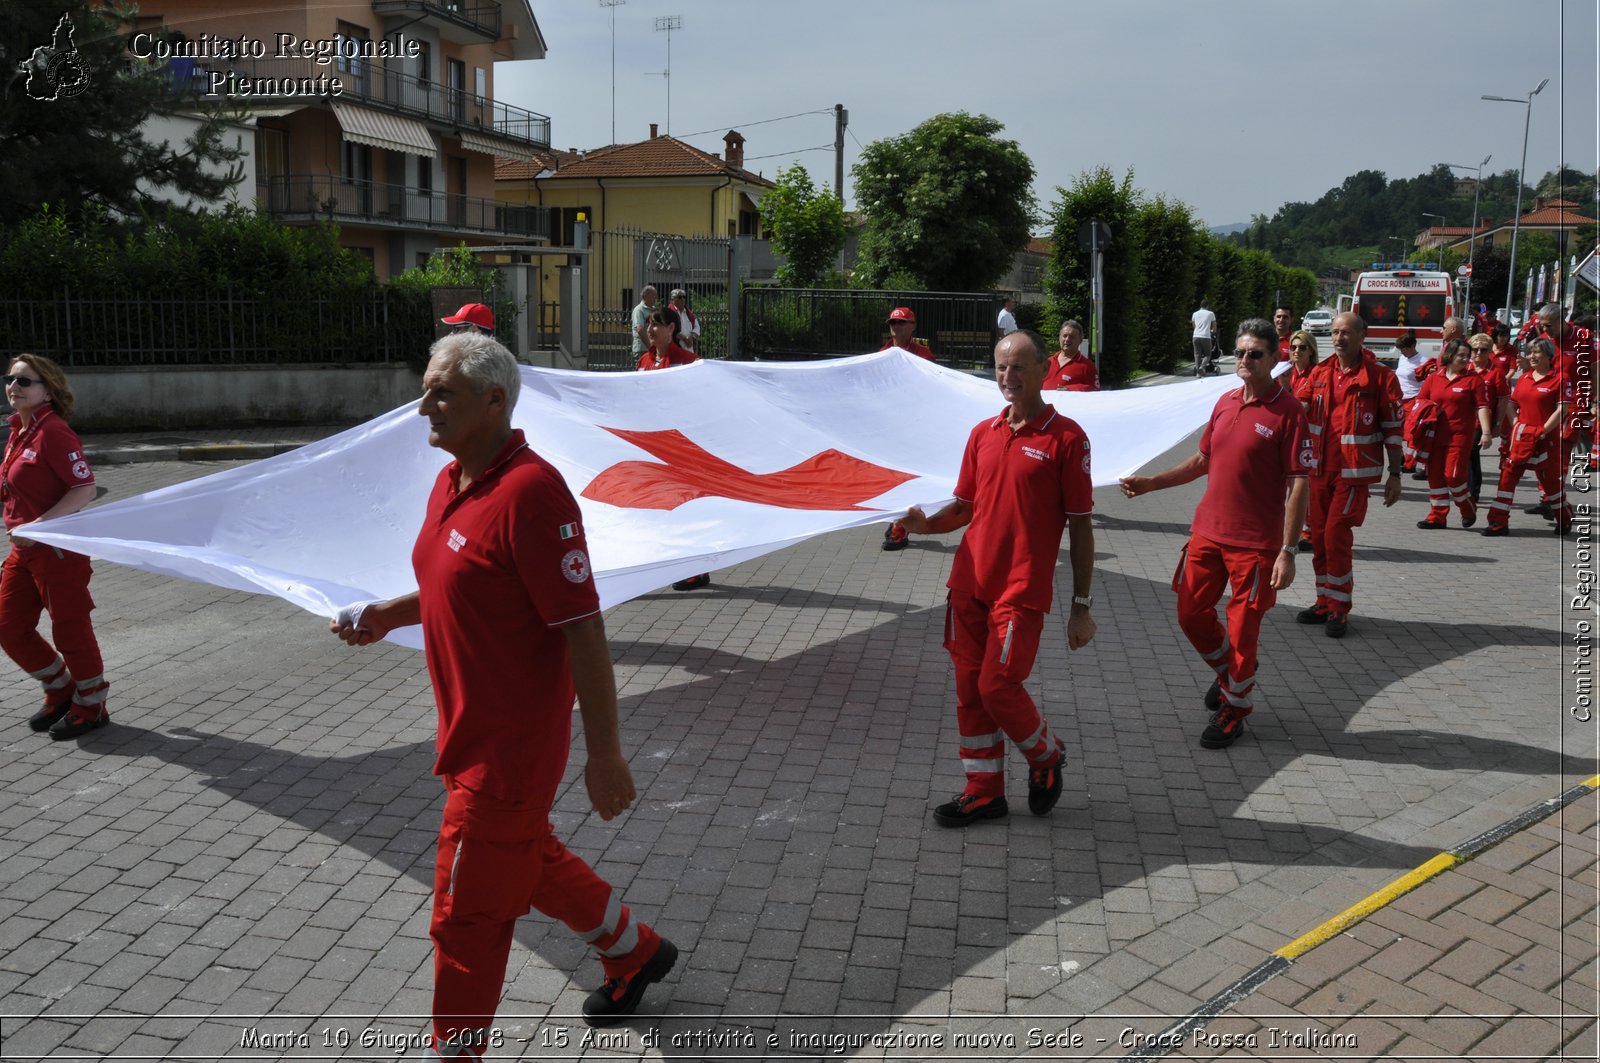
[582,428,916,511]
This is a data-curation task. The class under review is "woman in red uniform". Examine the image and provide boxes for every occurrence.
[1,354,110,738]
[1287,330,1318,403]
[1286,331,1319,551]
[1483,338,1572,536]
[635,310,709,589]
[636,307,697,371]
[1415,342,1492,529]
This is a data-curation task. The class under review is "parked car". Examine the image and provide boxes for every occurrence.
[1495,307,1526,332]
[1301,309,1333,335]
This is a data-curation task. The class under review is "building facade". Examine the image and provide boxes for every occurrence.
[134,1,553,279]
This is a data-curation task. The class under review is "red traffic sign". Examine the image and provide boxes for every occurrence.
[1458,263,1472,276]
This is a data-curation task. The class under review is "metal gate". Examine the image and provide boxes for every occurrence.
[537,226,733,370]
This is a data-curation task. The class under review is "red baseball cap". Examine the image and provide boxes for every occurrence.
[442,302,494,330]
[887,307,915,322]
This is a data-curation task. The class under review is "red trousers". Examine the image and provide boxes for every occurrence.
[1425,438,1477,525]
[430,778,660,1047]
[0,543,107,712]
[1306,475,1369,616]
[944,589,1059,798]
[1173,535,1277,712]
[1486,448,1571,529]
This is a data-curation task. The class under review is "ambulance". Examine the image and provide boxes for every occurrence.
[1350,264,1455,361]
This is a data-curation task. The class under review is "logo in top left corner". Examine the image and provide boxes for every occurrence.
[18,13,91,101]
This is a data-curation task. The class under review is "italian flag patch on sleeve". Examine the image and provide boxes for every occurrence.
[559,522,580,540]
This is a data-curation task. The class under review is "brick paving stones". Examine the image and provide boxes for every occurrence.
[0,422,1592,1060]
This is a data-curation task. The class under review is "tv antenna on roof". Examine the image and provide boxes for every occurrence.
[646,15,682,135]
[599,0,624,145]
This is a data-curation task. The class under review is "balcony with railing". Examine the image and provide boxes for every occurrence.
[175,55,550,150]
[265,174,552,240]
[371,1,502,44]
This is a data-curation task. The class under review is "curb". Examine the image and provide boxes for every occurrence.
[1117,773,1600,1063]
[84,442,307,465]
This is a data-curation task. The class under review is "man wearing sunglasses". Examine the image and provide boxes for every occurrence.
[1119,319,1309,749]
[1297,312,1404,639]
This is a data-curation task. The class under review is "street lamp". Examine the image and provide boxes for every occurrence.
[1483,79,1548,319]
[1445,153,1492,318]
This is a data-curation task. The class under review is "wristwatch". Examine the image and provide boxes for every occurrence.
[1071,594,1093,609]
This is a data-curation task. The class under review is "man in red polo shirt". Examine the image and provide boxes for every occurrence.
[881,306,935,361]
[880,307,936,552]
[900,330,1097,826]
[1043,319,1099,391]
[330,333,676,1058]
[1298,312,1404,639]
[1120,318,1310,749]
[1273,305,1296,363]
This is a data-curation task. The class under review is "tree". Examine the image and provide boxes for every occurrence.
[759,164,848,288]
[0,1,243,227]
[852,112,1035,292]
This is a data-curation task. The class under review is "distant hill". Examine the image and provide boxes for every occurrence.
[1209,222,1250,236]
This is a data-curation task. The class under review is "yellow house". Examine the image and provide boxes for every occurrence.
[496,126,775,355]
[496,125,772,242]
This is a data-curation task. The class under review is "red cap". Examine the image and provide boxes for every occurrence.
[442,302,494,330]
[887,307,915,322]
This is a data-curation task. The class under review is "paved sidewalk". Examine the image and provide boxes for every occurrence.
[0,399,1593,1061]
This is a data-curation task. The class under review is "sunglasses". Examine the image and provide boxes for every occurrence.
[1289,343,1310,351]
[2,375,42,388]
[1234,349,1269,361]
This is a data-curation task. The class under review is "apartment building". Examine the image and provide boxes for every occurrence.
[134,1,552,278]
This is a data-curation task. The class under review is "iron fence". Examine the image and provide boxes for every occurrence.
[0,289,431,367]
[740,288,1003,366]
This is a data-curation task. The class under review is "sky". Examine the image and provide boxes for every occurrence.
[495,0,1599,232]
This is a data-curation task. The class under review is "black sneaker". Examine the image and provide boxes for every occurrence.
[881,524,908,552]
[1027,739,1066,816]
[582,938,678,1027]
[1200,706,1249,749]
[1204,680,1222,711]
[671,573,710,591]
[1482,525,1510,537]
[1324,613,1349,639]
[932,792,1008,828]
[1296,605,1330,625]
[1461,511,1477,529]
[48,705,109,740]
[1416,518,1446,529]
[1525,502,1551,516]
[1296,536,1313,553]
[27,694,73,733]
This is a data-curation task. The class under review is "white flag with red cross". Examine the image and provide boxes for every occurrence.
[21,349,1241,648]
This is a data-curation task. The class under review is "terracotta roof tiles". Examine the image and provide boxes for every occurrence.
[493,135,773,185]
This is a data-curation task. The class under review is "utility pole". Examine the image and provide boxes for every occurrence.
[833,103,848,201]
[599,0,624,145]
[1445,154,1491,318]
[653,15,682,135]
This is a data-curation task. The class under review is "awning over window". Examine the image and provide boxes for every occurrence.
[330,102,436,158]
[457,130,534,163]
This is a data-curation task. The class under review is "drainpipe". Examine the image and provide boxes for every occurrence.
[712,175,731,236]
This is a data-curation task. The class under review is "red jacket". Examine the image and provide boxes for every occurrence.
[1304,350,1404,483]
